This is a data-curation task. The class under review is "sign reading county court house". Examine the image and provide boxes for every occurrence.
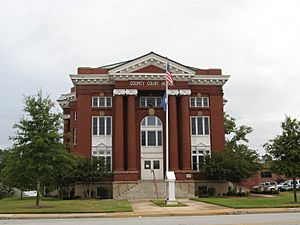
[129,80,169,86]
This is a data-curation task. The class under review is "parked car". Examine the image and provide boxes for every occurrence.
[23,190,37,197]
[278,180,300,191]
[252,181,278,191]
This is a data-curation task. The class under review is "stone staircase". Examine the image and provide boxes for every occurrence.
[114,180,195,199]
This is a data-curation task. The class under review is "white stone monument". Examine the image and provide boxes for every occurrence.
[165,171,177,205]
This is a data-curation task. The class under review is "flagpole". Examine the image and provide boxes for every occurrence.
[164,60,177,204]
[165,63,169,174]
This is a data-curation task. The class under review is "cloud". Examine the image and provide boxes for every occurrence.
[0,0,300,154]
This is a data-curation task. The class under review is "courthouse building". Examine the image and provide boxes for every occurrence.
[58,52,230,199]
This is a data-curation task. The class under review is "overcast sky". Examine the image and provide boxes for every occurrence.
[1,0,299,154]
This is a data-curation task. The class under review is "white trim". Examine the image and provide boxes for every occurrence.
[168,89,179,95]
[125,89,138,95]
[69,74,229,86]
[179,89,192,96]
[57,92,76,108]
[189,75,230,85]
[113,89,126,96]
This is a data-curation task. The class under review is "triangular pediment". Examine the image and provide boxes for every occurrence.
[94,143,109,148]
[108,52,196,75]
[195,141,210,148]
[132,65,165,73]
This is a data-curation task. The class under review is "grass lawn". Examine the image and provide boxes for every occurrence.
[0,197,132,213]
[192,192,300,208]
[151,199,187,207]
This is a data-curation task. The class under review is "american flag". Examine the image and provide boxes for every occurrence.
[166,62,174,85]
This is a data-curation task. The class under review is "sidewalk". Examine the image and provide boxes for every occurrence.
[1,198,300,219]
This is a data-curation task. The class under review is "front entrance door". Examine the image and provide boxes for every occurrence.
[140,116,163,180]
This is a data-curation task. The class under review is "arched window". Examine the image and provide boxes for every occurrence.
[141,116,162,147]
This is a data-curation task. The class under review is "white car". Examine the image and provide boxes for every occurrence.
[23,190,37,197]
[252,182,278,191]
[278,180,300,191]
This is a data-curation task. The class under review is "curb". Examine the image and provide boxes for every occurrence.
[0,208,300,220]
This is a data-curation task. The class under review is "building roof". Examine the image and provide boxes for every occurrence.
[100,52,199,71]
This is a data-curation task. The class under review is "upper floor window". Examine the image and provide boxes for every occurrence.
[140,97,162,107]
[92,116,112,136]
[190,97,209,107]
[190,116,210,135]
[141,116,162,126]
[92,97,112,107]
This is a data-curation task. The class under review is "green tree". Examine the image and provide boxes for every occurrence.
[1,147,35,199]
[204,114,260,193]
[264,116,300,203]
[75,156,106,198]
[48,151,79,199]
[10,91,66,206]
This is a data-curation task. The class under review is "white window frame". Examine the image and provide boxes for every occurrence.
[141,116,163,147]
[191,150,208,171]
[190,97,209,107]
[92,116,112,136]
[141,130,162,147]
[190,116,210,136]
[139,97,162,107]
[92,96,112,107]
[73,128,77,144]
[74,112,77,121]
[92,148,112,172]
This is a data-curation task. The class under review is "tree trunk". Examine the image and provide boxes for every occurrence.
[233,183,237,194]
[20,190,23,199]
[36,180,40,206]
[293,177,297,203]
[89,182,92,198]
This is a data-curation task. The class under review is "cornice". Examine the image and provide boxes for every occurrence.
[57,92,76,109]
[70,74,230,86]
[189,75,230,86]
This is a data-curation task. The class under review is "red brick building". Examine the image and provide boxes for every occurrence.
[58,52,230,198]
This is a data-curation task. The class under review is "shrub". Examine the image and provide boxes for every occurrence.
[207,187,216,196]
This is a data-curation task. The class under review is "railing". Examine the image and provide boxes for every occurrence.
[151,169,159,199]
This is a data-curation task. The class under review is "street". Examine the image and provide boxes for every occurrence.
[0,213,300,225]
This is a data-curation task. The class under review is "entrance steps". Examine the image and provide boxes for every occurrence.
[114,180,195,199]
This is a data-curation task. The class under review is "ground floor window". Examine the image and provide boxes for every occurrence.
[192,149,210,171]
[92,148,112,172]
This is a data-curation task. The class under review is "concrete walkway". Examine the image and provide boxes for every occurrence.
[1,198,300,219]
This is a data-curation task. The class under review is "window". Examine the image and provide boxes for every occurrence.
[73,128,77,144]
[92,116,112,136]
[74,112,77,121]
[190,97,209,107]
[92,148,112,172]
[141,131,162,146]
[192,151,207,171]
[153,160,160,169]
[261,171,272,178]
[141,116,163,147]
[92,97,112,107]
[144,160,151,169]
[139,97,162,107]
[142,116,161,126]
[190,116,210,135]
